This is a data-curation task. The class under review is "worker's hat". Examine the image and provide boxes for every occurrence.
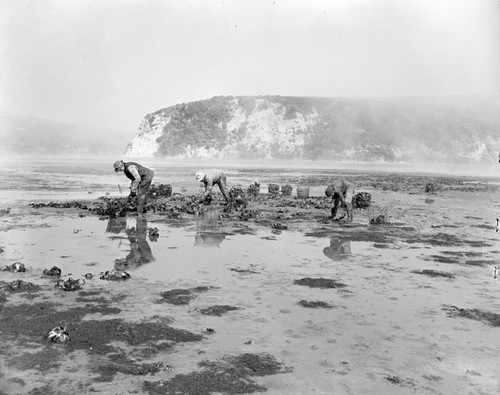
[195,171,205,182]
[325,185,335,197]
[113,160,123,172]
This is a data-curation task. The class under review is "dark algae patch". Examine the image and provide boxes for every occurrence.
[464,259,496,267]
[200,305,239,316]
[429,255,460,264]
[385,375,417,388]
[96,352,175,382]
[443,305,500,327]
[143,353,291,395]
[158,289,193,305]
[298,300,335,309]
[294,277,347,289]
[157,286,213,305]
[412,270,455,279]
[405,232,492,248]
[0,300,203,384]
[230,267,260,274]
[0,279,41,293]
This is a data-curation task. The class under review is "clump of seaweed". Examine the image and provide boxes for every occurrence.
[3,262,26,272]
[144,353,290,394]
[30,201,89,209]
[443,305,500,327]
[148,184,172,198]
[298,300,334,309]
[247,181,260,198]
[412,270,455,279]
[100,270,131,281]
[369,207,388,225]
[0,279,40,292]
[281,185,293,196]
[352,192,372,208]
[294,277,347,289]
[228,186,247,211]
[55,278,85,291]
[92,197,132,218]
[425,183,436,193]
[268,183,280,195]
[43,266,62,277]
[200,305,239,316]
[158,287,212,306]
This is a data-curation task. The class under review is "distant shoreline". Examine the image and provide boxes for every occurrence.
[1,155,499,179]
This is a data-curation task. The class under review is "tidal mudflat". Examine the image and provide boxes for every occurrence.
[1,160,500,394]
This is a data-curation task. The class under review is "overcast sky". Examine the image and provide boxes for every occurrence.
[1,0,499,132]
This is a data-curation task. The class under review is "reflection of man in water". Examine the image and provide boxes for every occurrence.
[323,238,352,261]
[125,217,153,264]
[194,232,226,248]
[107,217,153,269]
[106,218,127,235]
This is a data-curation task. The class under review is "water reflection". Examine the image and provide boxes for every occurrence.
[323,237,352,261]
[194,207,226,248]
[194,232,226,248]
[107,217,154,269]
[105,218,127,234]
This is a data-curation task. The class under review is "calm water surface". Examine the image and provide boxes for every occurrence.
[0,158,499,394]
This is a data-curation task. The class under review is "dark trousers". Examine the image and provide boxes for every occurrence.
[137,177,153,213]
[216,175,229,203]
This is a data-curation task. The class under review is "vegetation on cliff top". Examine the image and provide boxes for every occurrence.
[145,95,500,162]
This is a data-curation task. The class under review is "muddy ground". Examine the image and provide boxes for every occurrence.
[1,170,500,394]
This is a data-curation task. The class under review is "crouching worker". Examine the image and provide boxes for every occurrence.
[114,160,154,214]
[325,180,355,222]
[195,169,229,205]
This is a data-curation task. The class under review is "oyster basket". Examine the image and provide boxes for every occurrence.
[297,185,310,199]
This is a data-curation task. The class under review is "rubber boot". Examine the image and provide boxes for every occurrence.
[137,194,146,215]
[331,207,337,219]
[346,203,353,222]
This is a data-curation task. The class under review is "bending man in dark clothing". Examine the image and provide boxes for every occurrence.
[325,180,355,222]
[114,160,154,214]
[195,169,229,205]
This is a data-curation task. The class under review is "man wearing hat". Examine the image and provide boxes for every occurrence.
[325,179,355,222]
[195,169,229,205]
[114,160,154,214]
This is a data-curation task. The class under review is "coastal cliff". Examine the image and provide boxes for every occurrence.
[126,94,500,163]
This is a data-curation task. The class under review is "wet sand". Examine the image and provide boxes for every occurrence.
[1,163,500,394]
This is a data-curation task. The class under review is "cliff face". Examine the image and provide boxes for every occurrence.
[125,95,500,163]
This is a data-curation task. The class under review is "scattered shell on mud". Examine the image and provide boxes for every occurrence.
[0,207,11,215]
[43,266,62,277]
[46,326,70,343]
[3,262,27,272]
[100,270,131,281]
[148,227,159,241]
[55,278,85,291]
